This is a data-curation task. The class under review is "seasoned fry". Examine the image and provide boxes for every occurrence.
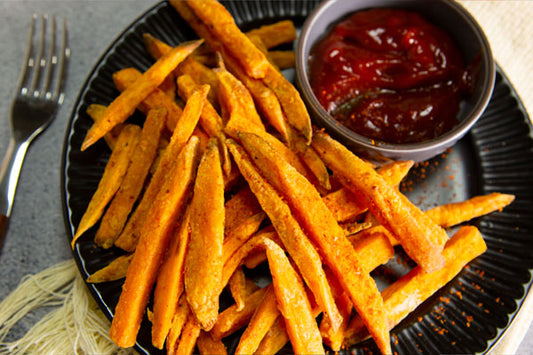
[151,209,191,349]
[81,40,202,150]
[290,130,331,190]
[246,20,297,49]
[166,296,190,354]
[72,124,141,247]
[184,138,225,331]
[425,192,515,228]
[228,267,248,312]
[177,0,270,79]
[262,237,325,354]
[197,331,227,355]
[322,160,413,222]
[109,136,200,348]
[172,315,201,355]
[211,286,269,340]
[86,254,133,283]
[262,64,312,143]
[235,285,279,354]
[215,65,265,131]
[268,50,295,70]
[112,67,183,132]
[312,130,448,273]
[86,104,123,150]
[95,107,166,249]
[114,85,208,252]
[344,226,487,346]
[223,212,266,265]
[227,139,343,332]
[224,186,262,235]
[236,132,391,354]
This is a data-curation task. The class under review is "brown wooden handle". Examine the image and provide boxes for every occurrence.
[0,214,8,255]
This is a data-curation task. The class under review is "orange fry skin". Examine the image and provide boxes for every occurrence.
[109,136,201,348]
[184,138,225,331]
[82,39,202,150]
[312,130,448,273]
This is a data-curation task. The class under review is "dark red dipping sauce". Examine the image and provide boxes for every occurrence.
[309,8,472,144]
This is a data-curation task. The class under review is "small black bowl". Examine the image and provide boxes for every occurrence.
[296,0,495,163]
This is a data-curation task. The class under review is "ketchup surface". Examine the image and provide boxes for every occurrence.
[309,8,471,144]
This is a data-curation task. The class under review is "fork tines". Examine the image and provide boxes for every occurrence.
[18,14,70,104]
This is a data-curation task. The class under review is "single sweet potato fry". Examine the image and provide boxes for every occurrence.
[235,285,279,354]
[151,209,191,349]
[86,104,123,150]
[114,85,208,252]
[86,254,133,283]
[236,132,391,354]
[109,136,201,348]
[210,286,269,340]
[312,130,448,273]
[425,192,515,228]
[262,237,325,354]
[197,331,227,355]
[72,124,141,247]
[177,0,270,79]
[82,39,202,150]
[95,107,166,249]
[184,138,225,331]
[246,20,297,49]
[112,67,183,132]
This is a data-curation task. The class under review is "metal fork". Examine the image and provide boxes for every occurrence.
[0,15,69,252]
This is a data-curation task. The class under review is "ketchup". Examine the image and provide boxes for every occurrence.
[309,8,471,144]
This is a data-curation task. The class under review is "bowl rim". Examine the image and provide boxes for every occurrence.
[295,0,496,156]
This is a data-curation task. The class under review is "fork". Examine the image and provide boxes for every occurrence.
[0,15,69,253]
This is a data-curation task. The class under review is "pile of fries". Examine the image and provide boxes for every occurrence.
[72,0,515,354]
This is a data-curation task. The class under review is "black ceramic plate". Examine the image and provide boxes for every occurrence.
[61,1,533,354]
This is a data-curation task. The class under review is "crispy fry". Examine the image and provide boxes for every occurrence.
[95,107,167,249]
[235,285,279,354]
[215,65,265,131]
[172,315,201,355]
[211,286,269,340]
[179,57,219,105]
[425,192,515,228]
[112,67,183,132]
[262,64,312,143]
[86,104,123,150]
[236,132,391,354]
[184,138,225,331]
[268,50,295,70]
[290,130,331,190]
[86,254,133,283]
[166,296,190,354]
[312,130,448,273]
[344,226,487,347]
[72,124,141,247]
[262,237,325,354]
[223,212,266,265]
[224,186,262,235]
[228,267,248,312]
[246,20,297,49]
[109,136,200,348]
[177,0,270,79]
[114,85,208,252]
[227,139,343,332]
[197,331,227,355]
[170,0,292,143]
[82,40,202,150]
[323,160,414,222]
[151,208,191,349]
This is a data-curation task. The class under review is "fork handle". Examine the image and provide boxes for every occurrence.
[0,138,30,252]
